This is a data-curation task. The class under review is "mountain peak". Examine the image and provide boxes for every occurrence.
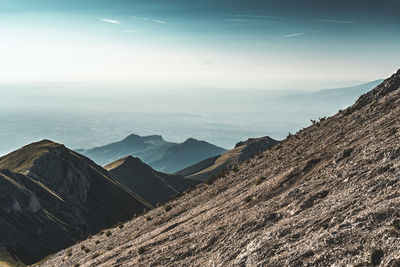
[352,68,400,111]
[0,139,68,173]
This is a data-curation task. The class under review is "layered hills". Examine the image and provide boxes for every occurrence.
[40,70,400,266]
[105,156,199,207]
[0,140,150,265]
[80,134,227,173]
[176,136,278,181]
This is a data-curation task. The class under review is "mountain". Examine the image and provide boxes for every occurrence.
[0,140,150,265]
[39,69,400,266]
[104,156,200,207]
[149,138,228,173]
[176,136,278,181]
[80,134,227,173]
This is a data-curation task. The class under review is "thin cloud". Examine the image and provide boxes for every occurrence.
[276,32,304,39]
[152,19,167,24]
[131,16,167,24]
[233,14,282,20]
[100,18,121,25]
[317,19,358,24]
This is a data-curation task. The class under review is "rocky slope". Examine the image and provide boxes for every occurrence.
[176,136,278,181]
[80,134,227,173]
[40,69,400,266]
[105,156,199,207]
[0,140,150,265]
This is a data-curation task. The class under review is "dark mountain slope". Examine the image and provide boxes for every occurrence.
[150,138,227,173]
[0,140,150,265]
[105,156,199,207]
[176,136,278,181]
[80,134,227,173]
[41,70,400,266]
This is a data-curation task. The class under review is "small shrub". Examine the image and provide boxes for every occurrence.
[371,248,384,266]
[118,223,124,229]
[91,252,101,259]
[74,264,80,267]
[256,177,266,185]
[138,246,145,255]
[105,230,112,237]
[164,205,172,212]
[392,259,400,267]
[393,219,400,230]
[389,128,397,136]
[95,240,100,245]
[66,250,72,257]
[244,196,252,203]
[145,216,152,221]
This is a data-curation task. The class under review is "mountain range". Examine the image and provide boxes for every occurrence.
[79,134,227,173]
[37,69,400,266]
[176,136,278,181]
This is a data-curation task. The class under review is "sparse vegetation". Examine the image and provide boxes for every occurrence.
[392,219,400,230]
[80,245,90,254]
[371,248,384,266]
[389,127,397,136]
[256,176,266,185]
[91,252,101,259]
[164,205,172,212]
[138,246,146,255]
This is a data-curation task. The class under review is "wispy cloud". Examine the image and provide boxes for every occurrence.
[100,18,121,25]
[131,16,167,24]
[233,14,282,20]
[152,19,167,24]
[317,19,358,24]
[276,32,304,39]
[224,14,282,23]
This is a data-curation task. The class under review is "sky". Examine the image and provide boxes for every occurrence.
[0,0,399,90]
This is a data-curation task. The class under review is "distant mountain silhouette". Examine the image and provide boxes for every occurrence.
[80,134,227,173]
[176,136,278,181]
[105,156,199,207]
[0,140,150,265]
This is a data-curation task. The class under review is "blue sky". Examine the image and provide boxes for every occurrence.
[0,0,399,89]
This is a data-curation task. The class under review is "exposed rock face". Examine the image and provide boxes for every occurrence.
[39,69,400,266]
[0,140,150,265]
[176,136,278,181]
[105,156,199,207]
[80,134,227,173]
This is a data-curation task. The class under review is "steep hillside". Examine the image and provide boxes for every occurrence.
[0,140,150,265]
[105,156,199,207]
[80,134,226,173]
[176,136,278,181]
[40,70,400,266]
